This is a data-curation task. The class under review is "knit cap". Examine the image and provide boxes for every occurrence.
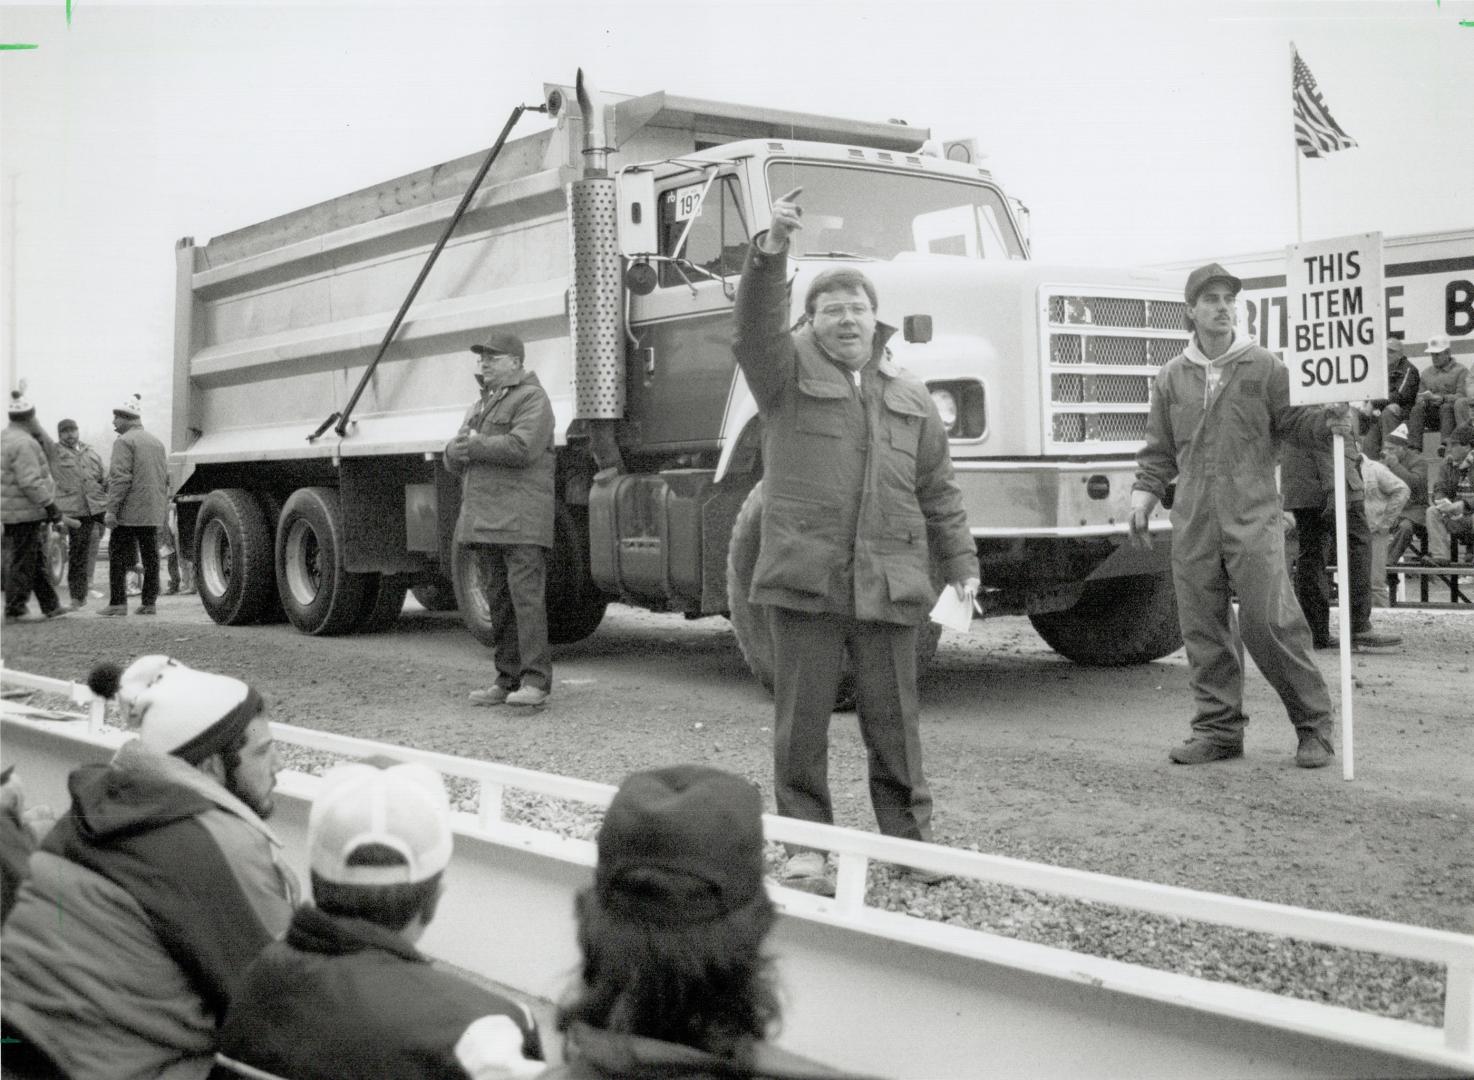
[8,389,34,420]
[90,655,263,765]
[113,394,142,419]
[595,765,765,922]
[1386,423,1410,445]
[309,762,454,886]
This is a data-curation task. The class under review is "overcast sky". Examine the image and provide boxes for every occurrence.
[2,0,1470,448]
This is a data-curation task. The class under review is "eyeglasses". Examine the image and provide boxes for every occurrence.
[815,303,873,319]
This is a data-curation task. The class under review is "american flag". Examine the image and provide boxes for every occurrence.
[1293,49,1357,158]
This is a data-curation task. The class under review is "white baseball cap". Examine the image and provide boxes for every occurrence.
[309,762,453,886]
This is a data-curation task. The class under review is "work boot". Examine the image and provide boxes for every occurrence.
[779,852,834,896]
[505,686,549,707]
[468,685,511,706]
[70,597,87,610]
[43,607,69,620]
[1169,738,1244,765]
[1351,628,1401,649]
[137,605,157,615]
[1295,731,1335,769]
[97,605,127,617]
[1312,635,1339,650]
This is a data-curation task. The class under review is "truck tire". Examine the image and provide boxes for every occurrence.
[451,504,606,648]
[252,491,288,624]
[411,579,458,612]
[1028,572,1182,666]
[726,482,943,696]
[43,525,67,589]
[275,487,374,636]
[196,488,278,625]
[357,577,408,633]
[546,502,606,645]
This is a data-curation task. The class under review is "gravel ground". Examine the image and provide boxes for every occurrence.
[4,597,1470,1030]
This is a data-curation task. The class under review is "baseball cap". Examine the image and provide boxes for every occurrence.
[595,765,765,922]
[470,330,525,361]
[1386,423,1410,445]
[1184,263,1243,306]
[309,762,454,886]
[1426,334,1451,354]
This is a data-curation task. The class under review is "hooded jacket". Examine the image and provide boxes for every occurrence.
[1134,330,1333,564]
[539,1023,851,1080]
[51,438,109,516]
[0,740,298,1080]
[216,904,543,1080]
[2,420,55,524]
[445,369,556,549]
[733,239,977,625]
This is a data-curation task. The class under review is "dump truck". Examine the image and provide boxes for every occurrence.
[172,73,1192,684]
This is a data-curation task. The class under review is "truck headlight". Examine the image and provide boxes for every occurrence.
[928,381,986,438]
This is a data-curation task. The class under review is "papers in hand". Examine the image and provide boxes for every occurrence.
[929,587,974,632]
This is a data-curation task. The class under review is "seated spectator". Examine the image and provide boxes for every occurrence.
[545,765,852,1080]
[1,656,298,1080]
[1408,335,1469,451]
[1426,423,1474,564]
[1360,451,1410,607]
[1382,424,1431,567]
[214,761,543,1080]
[1359,337,1419,458]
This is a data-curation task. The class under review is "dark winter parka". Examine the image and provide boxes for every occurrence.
[733,240,977,626]
[444,369,556,549]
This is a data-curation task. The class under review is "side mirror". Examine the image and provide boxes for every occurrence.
[617,168,657,258]
[903,315,933,344]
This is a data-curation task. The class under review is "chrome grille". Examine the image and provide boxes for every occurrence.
[1052,335,1083,365]
[1044,286,1187,450]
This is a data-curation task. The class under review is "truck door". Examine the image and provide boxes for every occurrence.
[625,172,750,451]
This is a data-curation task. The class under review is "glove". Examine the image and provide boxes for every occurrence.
[1127,489,1158,550]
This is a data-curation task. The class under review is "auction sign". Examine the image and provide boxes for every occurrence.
[1287,232,1386,406]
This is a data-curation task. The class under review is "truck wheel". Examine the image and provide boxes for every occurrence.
[411,579,458,612]
[357,577,408,633]
[1028,572,1182,666]
[275,487,374,635]
[726,482,943,696]
[43,525,68,589]
[252,491,288,624]
[196,488,278,625]
[451,504,606,649]
[546,502,606,645]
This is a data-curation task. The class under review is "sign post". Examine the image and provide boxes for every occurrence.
[1285,232,1385,781]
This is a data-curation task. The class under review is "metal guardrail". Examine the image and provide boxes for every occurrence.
[3,666,1471,1079]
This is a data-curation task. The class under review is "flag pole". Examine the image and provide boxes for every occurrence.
[1292,42,1303,242]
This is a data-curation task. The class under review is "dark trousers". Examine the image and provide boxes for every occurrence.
[1406,399,1456,449]
[769,607,932,843]
[1292,500,1372,643]
[66,513,105,602]
[479,543,551,693]
[2,520,61,617]
[109,525,159,607]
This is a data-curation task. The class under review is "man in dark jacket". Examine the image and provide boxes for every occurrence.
[1129,264,1354,769]
[547,765,850,1080]
[446,331,557,708]
[51,417,109,609]
[2,655,298,1080]
[214,761,543,1080]
[1360,337,1419,457]
[100,393,169,617]
[733,188,979,892]
[1282,419,1401,651]
[1382,423,1432,567]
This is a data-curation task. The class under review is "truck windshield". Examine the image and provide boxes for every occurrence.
[768,161,1025,261]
